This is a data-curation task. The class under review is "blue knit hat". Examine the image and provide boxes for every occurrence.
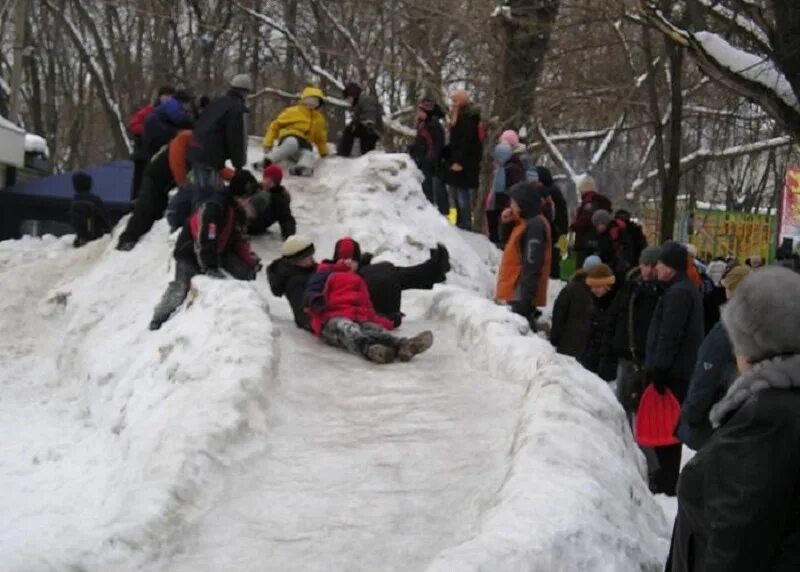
[583,255,602,271]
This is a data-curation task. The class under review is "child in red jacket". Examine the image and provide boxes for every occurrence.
[304,237,434,364]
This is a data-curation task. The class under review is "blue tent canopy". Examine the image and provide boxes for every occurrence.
[0,160,133,240]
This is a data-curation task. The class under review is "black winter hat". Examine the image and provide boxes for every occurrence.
[228,170,258,197]
[536,166,554,187]
[507,182,543,219]
[72,171,92,193]
[333,237,362,262]
[658,240,688,273]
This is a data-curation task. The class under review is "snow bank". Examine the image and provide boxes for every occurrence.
[0,225,277,571]
[424,288,668,571]
[695,31,800,111]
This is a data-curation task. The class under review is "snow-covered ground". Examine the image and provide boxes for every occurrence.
[0,151,671,571]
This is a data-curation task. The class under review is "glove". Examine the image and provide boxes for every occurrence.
[205,268,226,279]
[389,312,405,328]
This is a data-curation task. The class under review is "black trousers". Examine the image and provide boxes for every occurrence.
[486,193,511,245]
[360,256,445,317]
[131,157,148,201]
[338,121,380,156]
[653,443,682,497]
[550,244,562,279]
[119,171,174,245]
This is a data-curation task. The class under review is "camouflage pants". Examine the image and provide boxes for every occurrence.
[321,318,403,357]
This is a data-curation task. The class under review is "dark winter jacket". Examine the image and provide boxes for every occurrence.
[543,186,569,241]
[351,94,383,132]
[670,354,800,572]
[627,220,648,263]
[645,273,705,402]
[443,106,483,189]
[703,286,727,335]
[175,193,257,272]
[609,268,664,362]
[267,257,316,331]
[596,220,636,276]
[70,191,111,244]
[142,98,193,159]
[304,262,395,336]
[676,322,737,451]
[571,191,612,264]
[188,90,248,170]
[410,116,445,175]
[550,273,616,379]
[248,186,296,239]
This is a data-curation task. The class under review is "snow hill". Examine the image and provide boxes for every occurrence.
[0,151,670,571]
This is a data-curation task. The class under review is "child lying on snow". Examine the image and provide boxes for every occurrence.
[303,237,435,364]
[267,235,450,332]
[149,170,261,330]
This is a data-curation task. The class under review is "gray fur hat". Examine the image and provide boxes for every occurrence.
[639,245,661,266]
[721,266,800,363]
[591,209,613,228]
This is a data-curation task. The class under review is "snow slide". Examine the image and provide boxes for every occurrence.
[0,152,669,571]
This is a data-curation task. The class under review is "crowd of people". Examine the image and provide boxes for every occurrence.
[63,75,800,570]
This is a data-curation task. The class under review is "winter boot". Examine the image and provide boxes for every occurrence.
[365,344,397,364]
[430,243,450,281]
[289,165,313,177]
[397,330,434,362]
[116,239,136,252]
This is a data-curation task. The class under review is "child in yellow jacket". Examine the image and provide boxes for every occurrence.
[262,86,329,176]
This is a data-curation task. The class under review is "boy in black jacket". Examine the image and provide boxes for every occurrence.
[70,172,111,248]
[247,164,296,239]
[338,82,383,156]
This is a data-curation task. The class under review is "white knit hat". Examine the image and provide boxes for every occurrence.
[230,73,253,92]
[281,234,314,258]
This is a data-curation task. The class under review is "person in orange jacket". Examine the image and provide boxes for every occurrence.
[117,130,233,251]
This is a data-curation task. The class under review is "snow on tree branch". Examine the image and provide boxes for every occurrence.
[630,135,793,194]
[537,121,577,183]
[589,112,626,171]
[42,0,131,154]
[235,2,344,91]
[696,0,771,50]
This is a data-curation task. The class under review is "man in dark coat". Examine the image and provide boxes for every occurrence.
[676,265,750,451]
[187,74,251,195]
[443,90,483,230]
[409,97,447,215]
[667,266,800,572]
[268,237,450,332]
[608,245,664,420]
[247,164,296,239]
[150,170,260,330]
[645,241,705,496]
[70,172,111,248]
[614,209,647,263]
[338,82,383,157]
[537,166,568,279]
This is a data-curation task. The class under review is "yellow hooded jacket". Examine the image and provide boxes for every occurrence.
[262,86,329,156]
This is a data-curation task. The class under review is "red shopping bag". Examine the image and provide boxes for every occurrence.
[634,384,681,447]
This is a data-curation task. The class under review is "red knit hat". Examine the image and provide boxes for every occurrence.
[263,164,283,185]
[333,237,361,262]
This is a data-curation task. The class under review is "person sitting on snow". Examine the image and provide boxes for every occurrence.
[303,237,434,364]
[268,236,450,332]
[338,82,383,157]
[150,170,261,330]
[247,164,296,239]
[70,172,111,248]
[262,86,329,176]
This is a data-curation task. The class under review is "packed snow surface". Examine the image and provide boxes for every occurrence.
[0,151,670,571]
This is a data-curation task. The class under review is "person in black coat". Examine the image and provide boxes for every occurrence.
[247,164,296,239]
[667,266,800,572]
[608,246,664,420]
[70,172,111,248]
[676,265,751,451]
[592,209,636,280]
[550,259,617,380]
[614,209,647,263]
[536,166,568,279]
[645,241,705,496]
[409,97,447,215]
[268,236,451,331]
[187,74,251,194]
[338,82,383,157]
[443,90,483,230]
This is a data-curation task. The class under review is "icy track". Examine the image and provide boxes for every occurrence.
[0,152,670,571]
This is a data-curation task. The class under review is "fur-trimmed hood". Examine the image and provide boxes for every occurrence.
[710,354,800,427]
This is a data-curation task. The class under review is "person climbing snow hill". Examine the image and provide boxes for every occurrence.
[268,236,450,332]
[150,170,261,331]
[262,86,329,176]
[247,164,296,239]
[338,82,383,157]
[303,237,434,364]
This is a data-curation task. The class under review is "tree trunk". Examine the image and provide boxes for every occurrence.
[662,41,684,242]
